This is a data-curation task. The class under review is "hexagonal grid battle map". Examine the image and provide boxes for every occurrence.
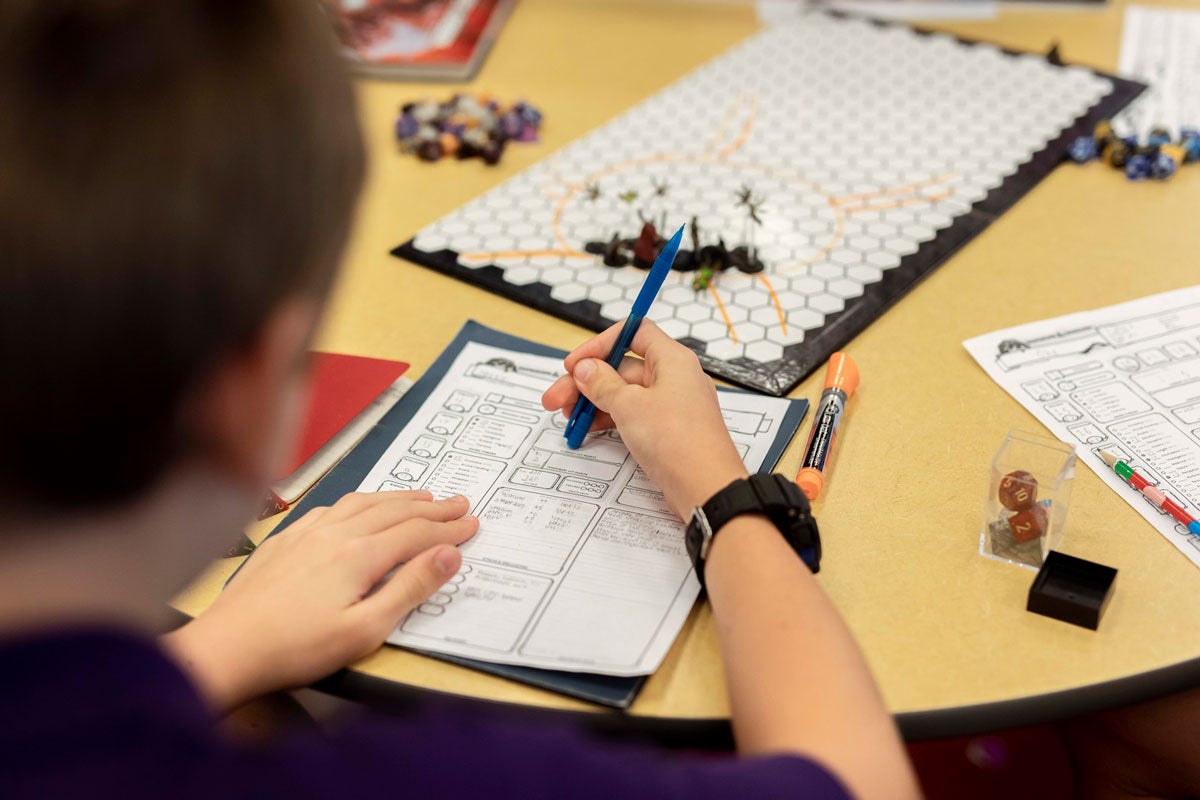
[394,13,1142,395]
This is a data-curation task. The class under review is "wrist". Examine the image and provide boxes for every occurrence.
[163,617,263,713]
[685,473,822,589]
[670,460,749,517]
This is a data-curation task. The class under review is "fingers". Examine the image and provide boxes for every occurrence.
[562,320,627,372]
[329,494,471,540]
[562,320,696,379]
[541,356,647,413]
[358,516,478,584]
[633,321,703,378]
[563,319,670,364]
[561,319,672,370]
[571,357,641,415]
[312,489,435,528]
[354,544,462,631]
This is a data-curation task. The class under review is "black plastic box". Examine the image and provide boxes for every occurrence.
[1027,551,1117,630]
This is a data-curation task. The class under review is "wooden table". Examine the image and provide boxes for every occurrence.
[175,0,1200,740]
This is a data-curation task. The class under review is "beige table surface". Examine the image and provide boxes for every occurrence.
[175,0,1200,734]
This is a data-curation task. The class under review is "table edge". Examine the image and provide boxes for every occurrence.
[312,652,1200,744]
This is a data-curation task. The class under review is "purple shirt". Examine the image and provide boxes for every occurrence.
[0,629,850,799]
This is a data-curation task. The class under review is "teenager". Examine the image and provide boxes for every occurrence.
[0,3,918,798]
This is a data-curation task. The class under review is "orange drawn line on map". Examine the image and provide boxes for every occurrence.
[544,97,762,248]
[756,274,788,335]
[777,202,847,276]
[716,99,759,157]
[833,173,955,207]
[844,190,952,215]
[551,152,689,248]
[708,285,738,343]
[461,248,592,261]
[706,96,755,157]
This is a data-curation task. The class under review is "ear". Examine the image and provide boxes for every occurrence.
[192,296,320,489]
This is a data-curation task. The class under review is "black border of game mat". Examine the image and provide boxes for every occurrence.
[300,647,1200,746]
[391,12,1147,397]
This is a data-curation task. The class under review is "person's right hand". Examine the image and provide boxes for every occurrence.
[542,321,748,519]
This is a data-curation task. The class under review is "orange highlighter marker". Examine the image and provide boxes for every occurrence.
[796,353,859,501]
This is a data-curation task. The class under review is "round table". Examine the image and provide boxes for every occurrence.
[174,0,1200,741]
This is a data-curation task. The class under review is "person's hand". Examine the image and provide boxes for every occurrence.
[163,490,477,712]
[542,321,747,519]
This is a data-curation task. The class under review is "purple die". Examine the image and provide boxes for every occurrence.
[1068,136,1098,163]
[394,113,419,141]
[499,110,525,140]
[1125,153,1152,180]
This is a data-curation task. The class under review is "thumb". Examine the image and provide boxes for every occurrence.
[358,545,461,630]
[573,358,630,413]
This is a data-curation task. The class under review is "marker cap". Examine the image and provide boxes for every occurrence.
[796,468,823,500]
[823,352,859,397]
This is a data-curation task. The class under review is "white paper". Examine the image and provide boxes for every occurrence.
[964,286,1200,569]
[1114,5,1200,139]
[356,342,795,675]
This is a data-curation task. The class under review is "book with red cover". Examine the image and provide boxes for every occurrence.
[284,352,409,476]
[260,352,410,517]
[325,0,516,82]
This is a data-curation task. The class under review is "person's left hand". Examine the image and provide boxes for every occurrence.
[163,490,477,711]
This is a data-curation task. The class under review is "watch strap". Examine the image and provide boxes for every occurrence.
[688,473,820,589]
[701,473,806,533]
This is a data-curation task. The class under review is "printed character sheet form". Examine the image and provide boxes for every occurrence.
[965,286,1200,570]
[356,342,795,676]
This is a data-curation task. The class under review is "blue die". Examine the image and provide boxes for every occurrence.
[517,104,543,127]
[1147,127,1172,147]
[1068,136,1098,163]
[1180,128,1200,163]
[1125,153,1152,180]
[1151,151,1178,180]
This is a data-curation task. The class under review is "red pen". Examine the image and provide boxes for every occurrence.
[1099,451,1200,536]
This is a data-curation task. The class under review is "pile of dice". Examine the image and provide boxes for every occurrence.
[998,470,1046,544]
[394,94,543,166]
[1069,120,1200,181]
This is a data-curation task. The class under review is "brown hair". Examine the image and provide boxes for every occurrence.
[0,1,366,510]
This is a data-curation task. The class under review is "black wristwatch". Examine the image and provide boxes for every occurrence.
[685,473,821,589]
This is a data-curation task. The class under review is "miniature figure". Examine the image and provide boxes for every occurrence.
[583,186,765,283]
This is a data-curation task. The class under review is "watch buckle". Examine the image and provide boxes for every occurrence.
[691,507,715,559]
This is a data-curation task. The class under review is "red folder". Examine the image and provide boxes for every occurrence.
[258,352,409,518]
[282,352,410,476]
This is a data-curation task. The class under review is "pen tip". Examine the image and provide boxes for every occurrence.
[1097,450,1116,467]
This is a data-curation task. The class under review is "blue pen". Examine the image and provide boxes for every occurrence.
[563,224,685,449]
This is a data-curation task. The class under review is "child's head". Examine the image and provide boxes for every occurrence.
[0,1,365,517]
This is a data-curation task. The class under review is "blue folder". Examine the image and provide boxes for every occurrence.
[247,321,808,708]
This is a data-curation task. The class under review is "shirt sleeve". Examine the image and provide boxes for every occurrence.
[242,702,853,800]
